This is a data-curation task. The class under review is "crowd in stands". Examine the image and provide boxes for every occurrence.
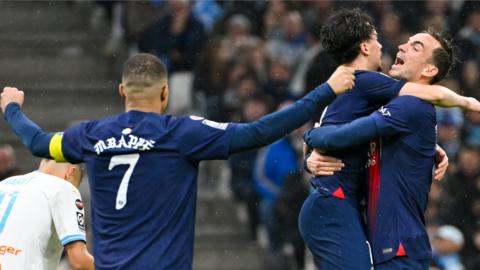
[90,1,480,269]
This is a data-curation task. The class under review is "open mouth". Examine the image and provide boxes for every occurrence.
[394,57,405,65]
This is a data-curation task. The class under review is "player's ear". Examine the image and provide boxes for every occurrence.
[119,84,126,98]
[160,85,169,102]
[360,42,369,56]
[65,166,79,187]
[422,64,439,80]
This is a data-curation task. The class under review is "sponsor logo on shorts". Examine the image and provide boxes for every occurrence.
[76,212,85,231]
[75,199,84,210]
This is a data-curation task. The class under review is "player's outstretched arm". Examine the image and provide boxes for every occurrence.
[1,87,54,158]
[64,241,95,270]
[303,116,379,151]
[399,83,480,111]
[229,66,355,153]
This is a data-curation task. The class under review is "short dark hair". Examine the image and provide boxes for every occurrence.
[425,29,459,84]
[320,8,375,64]
[122,53,167,88]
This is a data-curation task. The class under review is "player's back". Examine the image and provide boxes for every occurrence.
[310,71,405,205]
[61,111,235,269]
[0,172,78,270]
[367,96,436,263]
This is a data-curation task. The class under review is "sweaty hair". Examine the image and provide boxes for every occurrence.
[320,8,375,64]
[424,29,458,84]
[122,53,167,90]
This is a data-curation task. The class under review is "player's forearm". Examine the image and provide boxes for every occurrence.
[230,83,336,153]
[303,116,379,150]
[3,103,53,158]
[400,83,469,108]
[66,243,95,270]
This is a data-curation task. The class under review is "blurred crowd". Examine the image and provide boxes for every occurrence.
[1,1,478,270]
[92,1,480,269]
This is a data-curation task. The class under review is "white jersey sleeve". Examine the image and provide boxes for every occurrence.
[48,182,86,246]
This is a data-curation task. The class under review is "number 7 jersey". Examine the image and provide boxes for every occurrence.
[51,111,237,269]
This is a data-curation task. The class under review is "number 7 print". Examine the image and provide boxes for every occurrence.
[109,153,140,210]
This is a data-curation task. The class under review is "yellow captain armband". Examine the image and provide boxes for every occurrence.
[49,133,67,162]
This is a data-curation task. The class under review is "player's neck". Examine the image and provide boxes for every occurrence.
[344,56,373,71]
[125,100,163,114]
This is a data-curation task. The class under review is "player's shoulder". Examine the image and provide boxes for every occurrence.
[391,95,433,108]
[355,70,400,83]
[382,96,435,119]
[29,172,80,195]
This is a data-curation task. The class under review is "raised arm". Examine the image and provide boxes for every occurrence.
[1,87,54,158]
[230,66,355,154]
[399,83,480,111]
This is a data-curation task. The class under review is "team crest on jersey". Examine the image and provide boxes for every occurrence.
[202,119,228,130]
[77,212,85,231]
[75,199,84,210]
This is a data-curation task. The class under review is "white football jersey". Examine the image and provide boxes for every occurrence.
[0,171,86,270]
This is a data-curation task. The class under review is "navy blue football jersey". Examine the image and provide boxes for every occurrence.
[58,111,236,269]
[310,70,405,205]
[367,96,436,263]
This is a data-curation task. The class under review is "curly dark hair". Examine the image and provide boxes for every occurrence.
[424,29,459,84]
[320,8,375,64]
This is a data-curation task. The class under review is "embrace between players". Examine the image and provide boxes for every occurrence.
[1,8,479,270]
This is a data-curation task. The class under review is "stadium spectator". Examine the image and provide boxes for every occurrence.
[263,0,289,39]
[219,14,258,62]
[229,94,271,241]
[437,108,464,158]
[138,0,206,73]
[253,102,308,269]
[0,144,21,180]
[458,9,480,61]
[263,60,294,106]
[432,225,465,270]
[266,10,306,67]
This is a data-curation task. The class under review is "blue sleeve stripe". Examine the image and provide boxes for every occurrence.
[61,234,86,246]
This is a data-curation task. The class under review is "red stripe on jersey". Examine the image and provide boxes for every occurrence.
[332,187,345,199]
[367,139,381,236]
[396,243,406,256]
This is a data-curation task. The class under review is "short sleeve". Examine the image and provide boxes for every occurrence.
[355,71,406,104]
[176,116,237,161]
[61,122,90,164]
[49,183,86,246]
[371,96,419,137]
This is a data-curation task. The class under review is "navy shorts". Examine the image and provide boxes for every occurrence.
[375,256,430,270]
[298,190,372,270]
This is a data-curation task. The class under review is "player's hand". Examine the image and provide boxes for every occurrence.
[327,65,355,95]
[306,149,345,176]
[465,97,480,112]
[1,87,24,113]
[434,145,448,181]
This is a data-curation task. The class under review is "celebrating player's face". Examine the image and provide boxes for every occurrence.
[389,33,441,82]
[365,30,383,71]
